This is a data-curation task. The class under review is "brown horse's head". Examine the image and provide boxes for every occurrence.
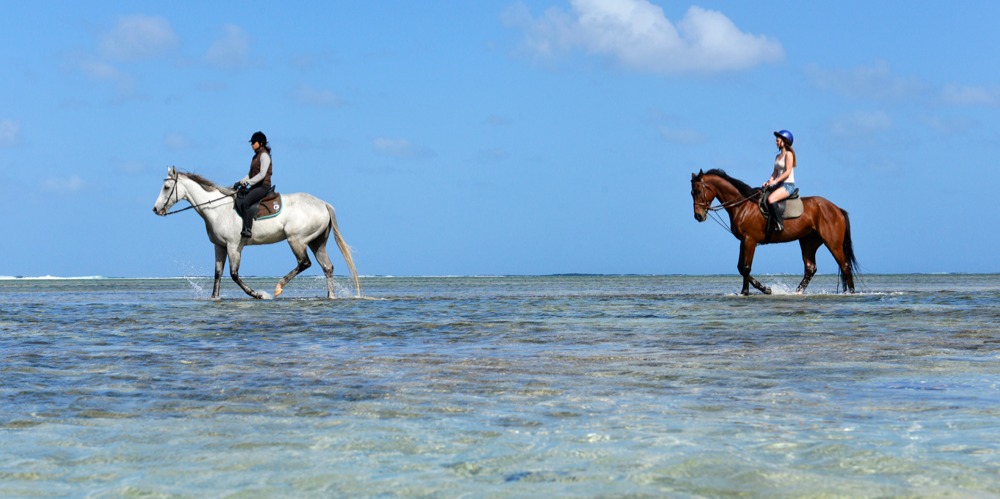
[691,169,715,222]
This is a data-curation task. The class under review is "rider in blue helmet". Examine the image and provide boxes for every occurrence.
[762,129,796,231]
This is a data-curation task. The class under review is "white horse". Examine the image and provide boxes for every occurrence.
[152,167,360,300]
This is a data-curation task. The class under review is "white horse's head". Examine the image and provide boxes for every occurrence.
[152,166,185,216]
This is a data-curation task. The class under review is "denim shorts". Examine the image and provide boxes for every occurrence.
[778,182,796,195]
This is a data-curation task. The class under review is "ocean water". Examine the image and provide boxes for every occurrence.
[1,274,998,497]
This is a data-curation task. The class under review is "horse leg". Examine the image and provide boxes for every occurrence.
[796,235,822,293]
[212,244,226,299]
[750,276,770,295]
[228,245,265,299]
[274,238,312,298]
[819,217,857,294]
[738,240,771,295]
[824,244,854,293]
[835,253,857,293]
[308,238,337,300]
[737,243,751,295]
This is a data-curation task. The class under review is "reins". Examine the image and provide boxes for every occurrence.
[697,183,761,234]
[706,191,758,212]
[161,174,236,216]
[162,195,234,216]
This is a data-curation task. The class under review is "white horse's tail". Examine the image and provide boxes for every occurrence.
[327,203,361,297]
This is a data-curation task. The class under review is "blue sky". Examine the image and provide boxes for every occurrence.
[2,1,998,278]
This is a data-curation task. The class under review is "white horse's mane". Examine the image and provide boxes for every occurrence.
[176,169,235,195]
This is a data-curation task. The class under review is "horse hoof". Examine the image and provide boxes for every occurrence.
[274,283,283,297]
[763,288,772,295]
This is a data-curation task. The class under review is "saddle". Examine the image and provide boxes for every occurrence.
[255,191,282,219]
[758,187,803,220]
[235,186,283,220]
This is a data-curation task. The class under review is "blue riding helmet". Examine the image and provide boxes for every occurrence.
[774,129,794,146]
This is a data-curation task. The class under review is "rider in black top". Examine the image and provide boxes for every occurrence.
[234,131,273,238]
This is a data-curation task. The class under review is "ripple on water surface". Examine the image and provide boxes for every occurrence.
[1,275,999,496]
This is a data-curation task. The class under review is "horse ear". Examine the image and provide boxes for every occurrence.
[168,166,175,175]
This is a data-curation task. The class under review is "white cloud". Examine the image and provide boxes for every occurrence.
[504,0,784,74]
[43,175,86,193]
[76,57,136,94]
[942,84,1000,106]
[830,110,892,141]
[646,109,703,144]
[658,125,704,144]
[116,159,148,174]
[373,137,435,160]
[99,14,178,61]
[164,132,194,150]
[805,61,924,101]
[73,14,175,99]
[0,120,20,147]
[808,62,1000,110]
[293,83,342,108]
[205,24,250,68]
[919,114,978,136]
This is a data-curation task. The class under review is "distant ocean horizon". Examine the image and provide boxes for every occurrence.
[2,271,997,280]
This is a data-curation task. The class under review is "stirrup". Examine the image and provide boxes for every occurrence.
[241,229,252,238]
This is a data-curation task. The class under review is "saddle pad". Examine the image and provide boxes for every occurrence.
[256,193,282,220]
[758,197,804,220]
[784,198,803,219]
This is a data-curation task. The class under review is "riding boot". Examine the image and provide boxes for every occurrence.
[239,184,267,239]
[239,204,253,238]
[770,203,784,231]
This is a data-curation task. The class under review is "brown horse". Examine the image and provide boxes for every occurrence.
[691,169,858,295]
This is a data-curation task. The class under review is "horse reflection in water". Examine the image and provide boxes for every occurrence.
[153,167,360,300]
[691,169,858,295]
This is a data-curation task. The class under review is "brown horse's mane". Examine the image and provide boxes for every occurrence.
[703,169,760,198]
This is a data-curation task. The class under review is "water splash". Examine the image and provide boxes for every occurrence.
[183,276,211,299]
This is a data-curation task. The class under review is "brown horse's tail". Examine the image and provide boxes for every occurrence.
[840,208,860,291]
[327,203,361,297]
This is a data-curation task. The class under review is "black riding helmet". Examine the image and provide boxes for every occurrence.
[249,131,267,145]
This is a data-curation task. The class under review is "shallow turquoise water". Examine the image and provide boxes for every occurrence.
[1,275,998,497]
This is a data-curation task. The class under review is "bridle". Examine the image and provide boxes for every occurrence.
[693,177,760,233]
[160,171,235,216]
[694,179,759,212]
